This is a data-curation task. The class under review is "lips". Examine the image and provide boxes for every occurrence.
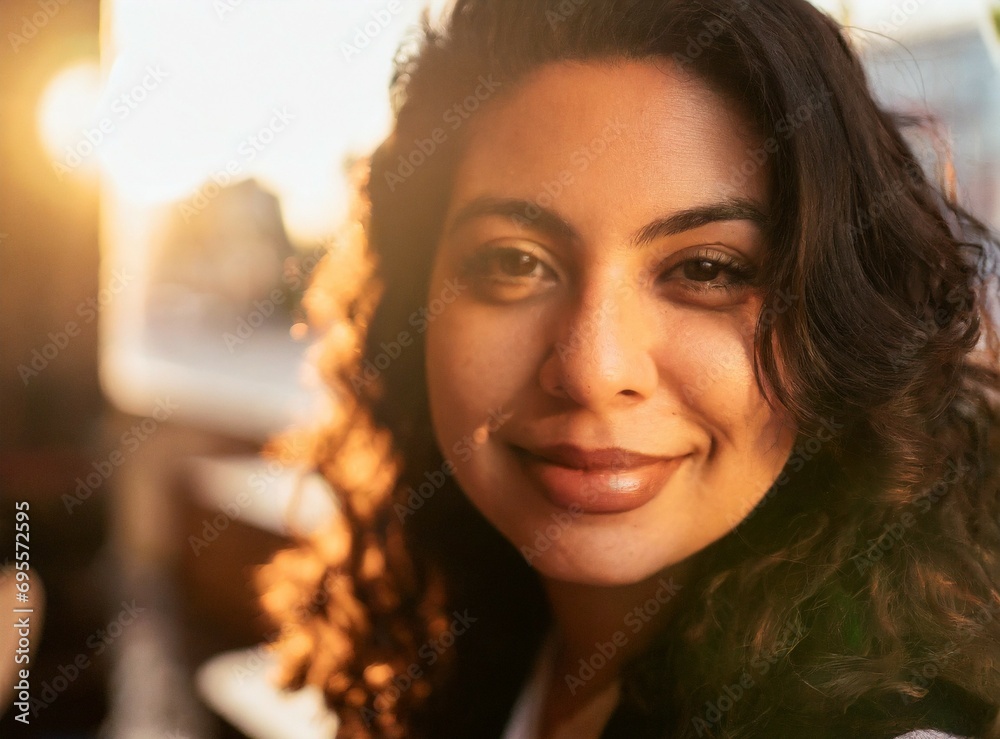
[511,443,685,514]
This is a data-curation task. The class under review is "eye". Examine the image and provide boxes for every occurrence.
[682,258,731,282]
[489,247,546,278]
[459,242,558,301]
[657,248,757,300]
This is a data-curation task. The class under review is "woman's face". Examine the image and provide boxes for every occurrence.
[424,58,797,586]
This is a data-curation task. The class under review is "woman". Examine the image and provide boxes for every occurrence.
[257,0,1000,737]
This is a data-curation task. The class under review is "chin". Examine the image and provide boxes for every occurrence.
[526,540,677,587]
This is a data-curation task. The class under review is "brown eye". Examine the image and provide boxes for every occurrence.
[463,244,554,282]
[682,259,725,282]
[494,248,541,277]
[655,249,757,304]
[459,243,558,303]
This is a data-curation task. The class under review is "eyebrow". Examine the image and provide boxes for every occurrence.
[629,199,769,249]
[445,196,769,250]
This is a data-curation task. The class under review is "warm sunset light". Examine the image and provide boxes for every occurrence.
[36,60,104,181]
[7,1,998,735]
[95,0,431,241]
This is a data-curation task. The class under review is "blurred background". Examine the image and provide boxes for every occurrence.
[0,0,998,736]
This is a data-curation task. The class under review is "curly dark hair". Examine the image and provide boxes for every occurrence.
[256,1,1000,737]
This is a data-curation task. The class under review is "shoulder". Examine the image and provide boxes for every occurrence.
[893,732,968,739]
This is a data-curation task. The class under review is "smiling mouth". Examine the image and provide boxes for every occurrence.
[509,445,686,514]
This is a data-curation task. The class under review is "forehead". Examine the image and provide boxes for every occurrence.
[447,58,769,228]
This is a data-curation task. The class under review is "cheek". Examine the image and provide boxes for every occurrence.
[660,307,757,410]
[660,306,792,460]
[424,297,535,452]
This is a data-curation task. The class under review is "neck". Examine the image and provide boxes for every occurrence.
[540,564,689,715]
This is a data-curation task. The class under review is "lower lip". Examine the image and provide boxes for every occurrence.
[512,447,685,515]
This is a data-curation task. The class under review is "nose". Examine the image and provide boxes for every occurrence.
[539,276,659,409]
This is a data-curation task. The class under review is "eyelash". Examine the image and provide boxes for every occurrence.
[460,245,554,285]
[460,245,555,303]
[656,248,757,294]
[460,243,756,297]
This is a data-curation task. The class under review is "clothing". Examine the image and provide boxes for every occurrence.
[499,635,965,739]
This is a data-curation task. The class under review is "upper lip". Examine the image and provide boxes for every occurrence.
[516,443,672,470]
